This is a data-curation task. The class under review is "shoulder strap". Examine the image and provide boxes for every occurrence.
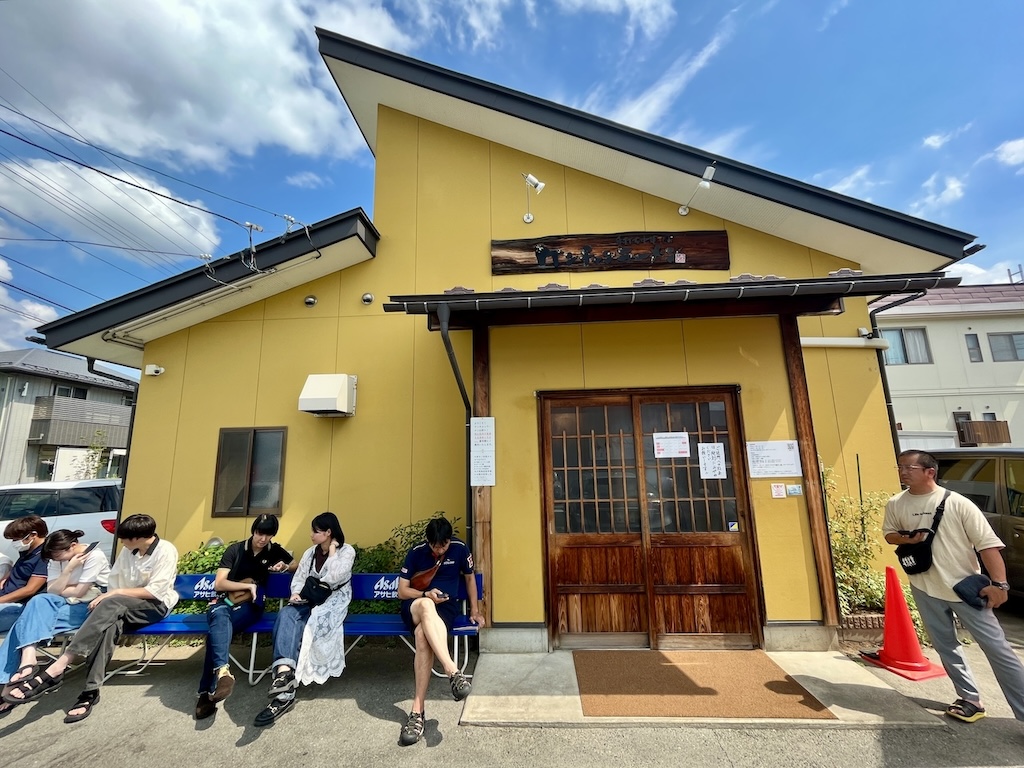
[930,489,952,533]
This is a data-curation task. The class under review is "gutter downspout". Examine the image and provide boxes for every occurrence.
[868,293,924,457]
[87,358,139,551]
[436,304,474,552]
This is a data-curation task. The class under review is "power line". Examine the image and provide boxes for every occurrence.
[0,202,149,283]
[0,303,48,324]
[0,250,106,302]
[0,237,196,258]
[0,101,286,220]
[0,127,250,230]
[0,68,223,255]
[0,278,75,312]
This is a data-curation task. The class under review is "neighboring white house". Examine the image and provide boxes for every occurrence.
[876,284,1024,449]
[0,349,136,484]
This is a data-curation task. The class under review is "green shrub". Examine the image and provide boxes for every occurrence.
[824,466,925,641]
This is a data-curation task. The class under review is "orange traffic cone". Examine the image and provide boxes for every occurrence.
[859,566,946,681]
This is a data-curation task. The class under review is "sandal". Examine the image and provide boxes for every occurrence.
[945,699,986,723]
[1,669,64,704]
[1,664,39,699]
[64,690,100,724]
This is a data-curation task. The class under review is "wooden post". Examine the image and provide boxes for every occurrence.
[472,324,492,625]
[778,314,839,626]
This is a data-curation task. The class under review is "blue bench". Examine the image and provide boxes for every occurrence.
[100,571,483,685]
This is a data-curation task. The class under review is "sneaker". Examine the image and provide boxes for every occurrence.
[194,692,217,720]
[449,671,472,701]
[211,666,235,703]
[399,711,424,746]
[268,668,296,697]
[254,696,295,727]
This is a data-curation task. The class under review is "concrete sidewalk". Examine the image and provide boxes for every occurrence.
[463,650,943,728]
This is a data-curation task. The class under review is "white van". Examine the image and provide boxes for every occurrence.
[931,448,1024,597]
[0,479,121,563]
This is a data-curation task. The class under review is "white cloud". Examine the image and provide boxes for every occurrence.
[285,172,332,189]
[826,165,879,201]
[582,10,736,132]
[945,259,1017,286]
[819,0,852,31]
[0,259,60,350]
[994,137,1024,168]
[555,0,676,42]
[922,122,973,150]
[0,159,220,266]
[909,172,965,216]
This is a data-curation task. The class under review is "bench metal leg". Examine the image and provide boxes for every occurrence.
[233,632,275,686]
[102,636,174,683]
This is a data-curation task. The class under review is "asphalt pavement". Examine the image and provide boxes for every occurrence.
[1,604,1022,768]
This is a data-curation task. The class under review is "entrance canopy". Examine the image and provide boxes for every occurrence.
[383,271,962,328]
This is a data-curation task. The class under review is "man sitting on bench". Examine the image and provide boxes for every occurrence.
[2,514,178,723]
[396,517,484,746]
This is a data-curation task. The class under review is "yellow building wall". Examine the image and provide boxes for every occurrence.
[125,105,897,631]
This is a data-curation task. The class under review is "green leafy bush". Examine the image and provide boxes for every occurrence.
[824,466,925,641]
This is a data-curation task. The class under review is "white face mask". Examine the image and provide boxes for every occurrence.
[12,539,33,553]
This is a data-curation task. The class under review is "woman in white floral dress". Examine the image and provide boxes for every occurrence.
[254,512,354,726]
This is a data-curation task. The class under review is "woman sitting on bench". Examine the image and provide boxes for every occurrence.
[253,511,354,726]
[0,529,110,718]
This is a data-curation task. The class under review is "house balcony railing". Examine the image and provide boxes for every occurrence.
[956,419,1011,446]
[29,396,132,448]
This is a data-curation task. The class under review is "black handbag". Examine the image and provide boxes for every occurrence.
[299,574,349,606]
[895,490,950,575]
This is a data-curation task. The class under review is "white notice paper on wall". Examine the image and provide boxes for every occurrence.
[697,442,727,479]
[653,432,690,458]
[746,440,802,478]
[470,417,496,486]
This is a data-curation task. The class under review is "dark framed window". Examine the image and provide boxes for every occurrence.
[212,427,286,517]
[988,332,1024,362]
[965,333,983,362]
[54,384,87,399]
[881,327,932,365]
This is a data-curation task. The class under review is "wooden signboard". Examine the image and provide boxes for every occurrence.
[491,230,729,275]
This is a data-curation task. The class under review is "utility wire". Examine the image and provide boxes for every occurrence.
[0,69,222,254]
[0,101,285,220]
[0,250,106,302]
[0,278,76,312]
[0,202,149,283]
[0,127,249,230]
[0,303,48,324]
[0,237,196,258]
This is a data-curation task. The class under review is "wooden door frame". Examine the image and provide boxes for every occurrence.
[537,386,765,650]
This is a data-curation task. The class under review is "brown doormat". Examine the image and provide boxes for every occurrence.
[572,649,836,719]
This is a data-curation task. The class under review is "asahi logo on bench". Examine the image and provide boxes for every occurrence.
[373,575,399,599]
[191,576,217,599]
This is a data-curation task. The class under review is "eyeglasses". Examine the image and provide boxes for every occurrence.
[895,464,926,471]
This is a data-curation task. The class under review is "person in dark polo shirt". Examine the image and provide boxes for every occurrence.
[194,514,295,720]
[0,515,49,634]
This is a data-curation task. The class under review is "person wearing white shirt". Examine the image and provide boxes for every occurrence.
[1,514,178,723]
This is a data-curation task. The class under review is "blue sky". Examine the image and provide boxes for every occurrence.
[0,0,1021,355]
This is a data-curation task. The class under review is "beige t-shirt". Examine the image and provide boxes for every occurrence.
[882,487,1004,602]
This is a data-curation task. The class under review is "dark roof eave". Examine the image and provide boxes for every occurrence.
[316,30,976,260]
[383,274,962,317]
[37,208,378,349]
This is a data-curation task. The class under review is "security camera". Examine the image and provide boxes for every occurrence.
[361,293,374,305]
[304,295,317,307]
[144,365,165,377]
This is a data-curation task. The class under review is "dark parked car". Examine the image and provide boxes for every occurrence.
[930,448,1024,597]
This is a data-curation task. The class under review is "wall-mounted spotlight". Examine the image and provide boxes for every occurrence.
[522,173,545,223]
[678,162,717,216]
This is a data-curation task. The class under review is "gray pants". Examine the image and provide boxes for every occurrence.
[911,585,1024,720]
[66,595,168,692]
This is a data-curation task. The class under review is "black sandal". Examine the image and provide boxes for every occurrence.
[1,669,63,704]
[945,698,986,723]
[64,690,100,724]
[1,663,39,699]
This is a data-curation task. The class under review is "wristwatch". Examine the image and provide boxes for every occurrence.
[992,581,1010,591]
